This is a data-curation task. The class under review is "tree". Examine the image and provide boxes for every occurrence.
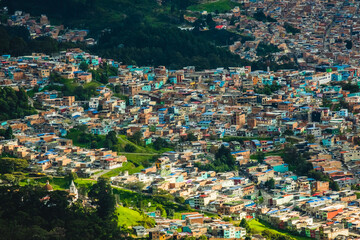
[255,151,265,164]
[345,40,353,50]
[175,196,185,204]
[4,126,13,139]
[129,131,143,146]
[305,134,315,143]
[230,16,236,25]
[156,205,167,218]
[67,172,78,181]
[253,10,277,22]
[240,218,252,235]
[1,173,16,184]
[206,14,216,29]
[124,144,136,152]
[265,178,275,189]
[283,144,313,176]
[0,87,36,121]
[283,129,294,136]
[153,137,170,150]
[79,61,89,71]
[0,157,28,174]
[167,208,175,218]
[322,96,331,107]
[88,177,116,219]
[187,132,197,141]
[114,85,121,93]
[330,180,340,191]
[0,185,127,239]
[222,216,231,222]
[284,23,300,34]
[215,145,236,167]
[240,218,248,228]
[149,125,156,132]
[197,145,237,172]
[105,131,118,149]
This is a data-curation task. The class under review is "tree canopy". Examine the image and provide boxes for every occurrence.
[88,177,116,219]
[0,184,130,240]
[0,87,36,121]
[0,157,29,174]
[196,145,237,172]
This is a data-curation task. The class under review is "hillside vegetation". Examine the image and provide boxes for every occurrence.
[188,0,238,13]
[0,0,253,70]
[0,87,36,121]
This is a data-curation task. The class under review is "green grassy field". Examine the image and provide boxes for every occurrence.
[188,0,239,13]
[116,206,145,226]
[118,135,173,154]
[123,153,155,166]
[101,162,144,178]
[250,150,284,159]
[19,177,96,190]
[248,219,311,240]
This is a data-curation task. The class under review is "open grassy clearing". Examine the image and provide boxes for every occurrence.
[188,0,239,13]
[248,219,312,240]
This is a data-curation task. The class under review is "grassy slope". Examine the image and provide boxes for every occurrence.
[188,0,238,13]
[116,206,145,226]
[64,133,159,178]
[19,177,95,190]
[101,162,144,178]
[250,150,284,159]
[1,0,161,30]
[118,135,173,154]
[118,135,149,153]
[248,219,312,240]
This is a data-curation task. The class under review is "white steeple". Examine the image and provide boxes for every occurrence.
[69,180,78,201]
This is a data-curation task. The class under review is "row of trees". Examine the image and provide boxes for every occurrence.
[0,177,131,239]
[254,84,282,95]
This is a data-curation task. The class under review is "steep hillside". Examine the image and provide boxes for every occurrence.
[1,0,253,69]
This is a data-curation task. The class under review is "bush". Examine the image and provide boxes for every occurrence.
[222,216,232,222]
[124,144,136,153]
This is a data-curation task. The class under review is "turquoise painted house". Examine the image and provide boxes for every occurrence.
[322,137,334,147]
[272,163,289,173]
[142,85,152,91]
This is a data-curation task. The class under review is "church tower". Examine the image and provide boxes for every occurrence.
[69,180,78,201]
